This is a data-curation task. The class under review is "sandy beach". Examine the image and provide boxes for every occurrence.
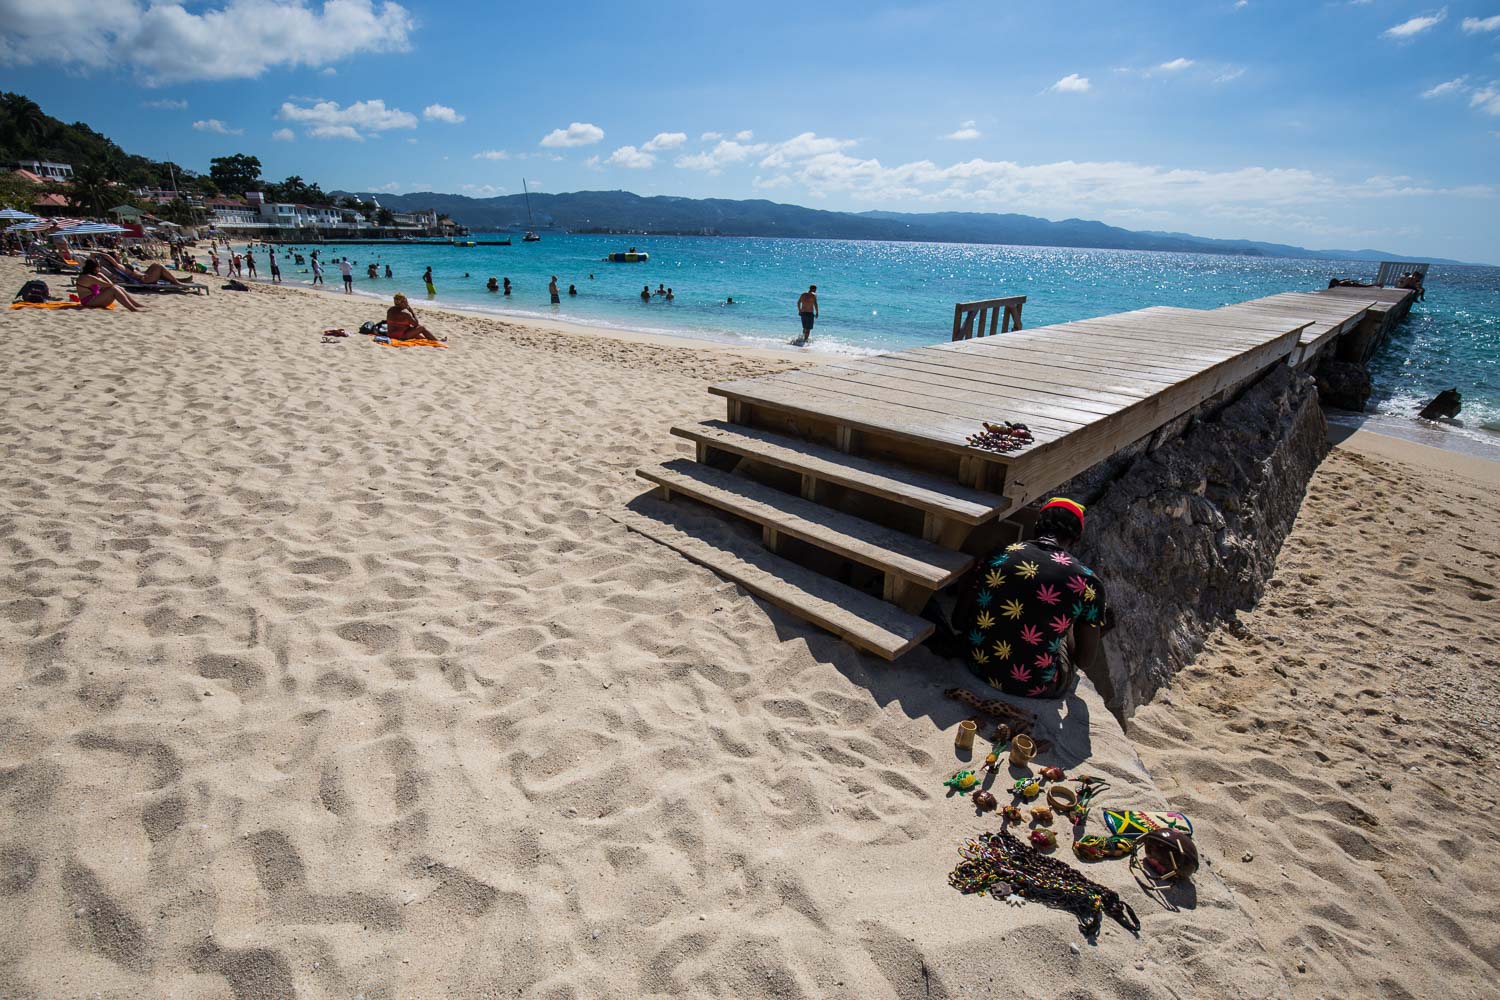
[2,257,1496,999]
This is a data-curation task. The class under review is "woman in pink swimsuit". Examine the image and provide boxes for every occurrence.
[75,260,145,312]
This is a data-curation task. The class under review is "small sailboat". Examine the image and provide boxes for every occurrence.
[522,179,541,242]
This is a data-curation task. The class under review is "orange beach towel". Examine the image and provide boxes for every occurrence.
[378,337,447,349]
[10,300,115,310]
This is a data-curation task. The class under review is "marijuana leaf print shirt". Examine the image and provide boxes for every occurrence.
[957,537,1107,698]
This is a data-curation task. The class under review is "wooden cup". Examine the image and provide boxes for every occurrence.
[1009,733,1036,767]
[955,720,977,751]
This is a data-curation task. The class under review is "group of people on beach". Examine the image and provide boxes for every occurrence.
[24,232,828,349]
[19,236,203,312]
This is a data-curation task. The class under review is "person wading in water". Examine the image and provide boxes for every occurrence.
[795,284,819,345]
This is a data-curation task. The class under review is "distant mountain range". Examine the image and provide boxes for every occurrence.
[351,188,1465,264]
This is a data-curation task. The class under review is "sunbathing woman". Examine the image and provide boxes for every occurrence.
[385,293,445,342]
[75,260,145,312]
[91,251,193,288]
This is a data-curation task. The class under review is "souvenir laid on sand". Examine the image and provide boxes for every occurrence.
[949,830,1140,935]
[1131,829,1200,885]
[1102,809,1193,840]
[944,688,1036,730]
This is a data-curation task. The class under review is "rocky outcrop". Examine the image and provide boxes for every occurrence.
[1064,365,1328,715]
[1314,357,1373,411]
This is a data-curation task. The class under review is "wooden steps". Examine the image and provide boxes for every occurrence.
[637,459,973,591]
[608,498,933,660]
[671,420,1012,525]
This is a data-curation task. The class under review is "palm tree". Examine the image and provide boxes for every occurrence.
[67,160,114,217]
[2,94,48,147]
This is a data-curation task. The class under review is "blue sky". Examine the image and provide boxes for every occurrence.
[3,0,1499,261]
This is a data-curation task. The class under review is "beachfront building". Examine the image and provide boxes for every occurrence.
[199,191,449,239]
[205,197,266,232]
[16,159,73,182]
[393,208,440,232]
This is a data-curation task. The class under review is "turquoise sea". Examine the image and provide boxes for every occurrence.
[262,234,1500,454]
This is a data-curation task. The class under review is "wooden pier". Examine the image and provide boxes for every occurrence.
[616,280,1418,660]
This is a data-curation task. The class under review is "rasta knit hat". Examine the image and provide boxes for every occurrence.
[1040,497,1086,533]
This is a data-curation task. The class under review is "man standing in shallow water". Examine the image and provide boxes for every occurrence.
[795,284,818,345]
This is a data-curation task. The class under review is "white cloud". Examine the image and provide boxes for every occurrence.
[320,66,337,76]
[1158,57,1195,72]
[1233,1,1248,8]
[642,131,687,151]
[1214,67,1246,84]
[473,149,510,161]
[606,145,655,168]
[1461,15,1500,33]
[700,131,722,141]
[677,138,768,173]
[734,129,754,141]
[759,132,853,168]
[422,103,464,124]
[1473,85,1500,116]
[944,120,981,140]
[461,183,503,196]
[272,127,295,141]
[371,182,401,192]
[752,174,793,191]
[0,0,414,85]
[1049,73,1091,93]
[1423,76,1469,98]
[584,155,601,169]
[768,150,1494,217]
[278,98,417,140]
[540,121,604,147]
[142,98,187,110]
[192,118,242,134]
[1382,8,1447,39]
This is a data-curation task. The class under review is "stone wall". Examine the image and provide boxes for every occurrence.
[1063,364,1329,716]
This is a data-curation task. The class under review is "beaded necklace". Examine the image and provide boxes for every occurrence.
[966,421,1034,453]
[949,830,1140,936]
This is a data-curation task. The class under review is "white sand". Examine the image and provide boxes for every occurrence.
[3,257,1493,998]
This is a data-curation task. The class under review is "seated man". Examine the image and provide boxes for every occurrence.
[385,293,445,342]
[948,497,1115,706]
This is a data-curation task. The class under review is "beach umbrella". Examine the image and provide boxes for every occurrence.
[0,207,39,221]
[6,219,49,231]
[109,204,145,220]
[51,221,131,237]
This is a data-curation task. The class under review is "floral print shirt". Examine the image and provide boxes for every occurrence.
[958,537,1106,698]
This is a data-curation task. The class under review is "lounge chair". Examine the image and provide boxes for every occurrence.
[94,259,210,296]
[33,251,81,274]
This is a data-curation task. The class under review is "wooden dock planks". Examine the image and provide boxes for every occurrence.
[714,304,1306,501]
[609,499,935,660]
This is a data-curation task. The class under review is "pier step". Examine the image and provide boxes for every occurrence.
[609,497,934,661]
[671,420,1011,525]
[636,459,973,591]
